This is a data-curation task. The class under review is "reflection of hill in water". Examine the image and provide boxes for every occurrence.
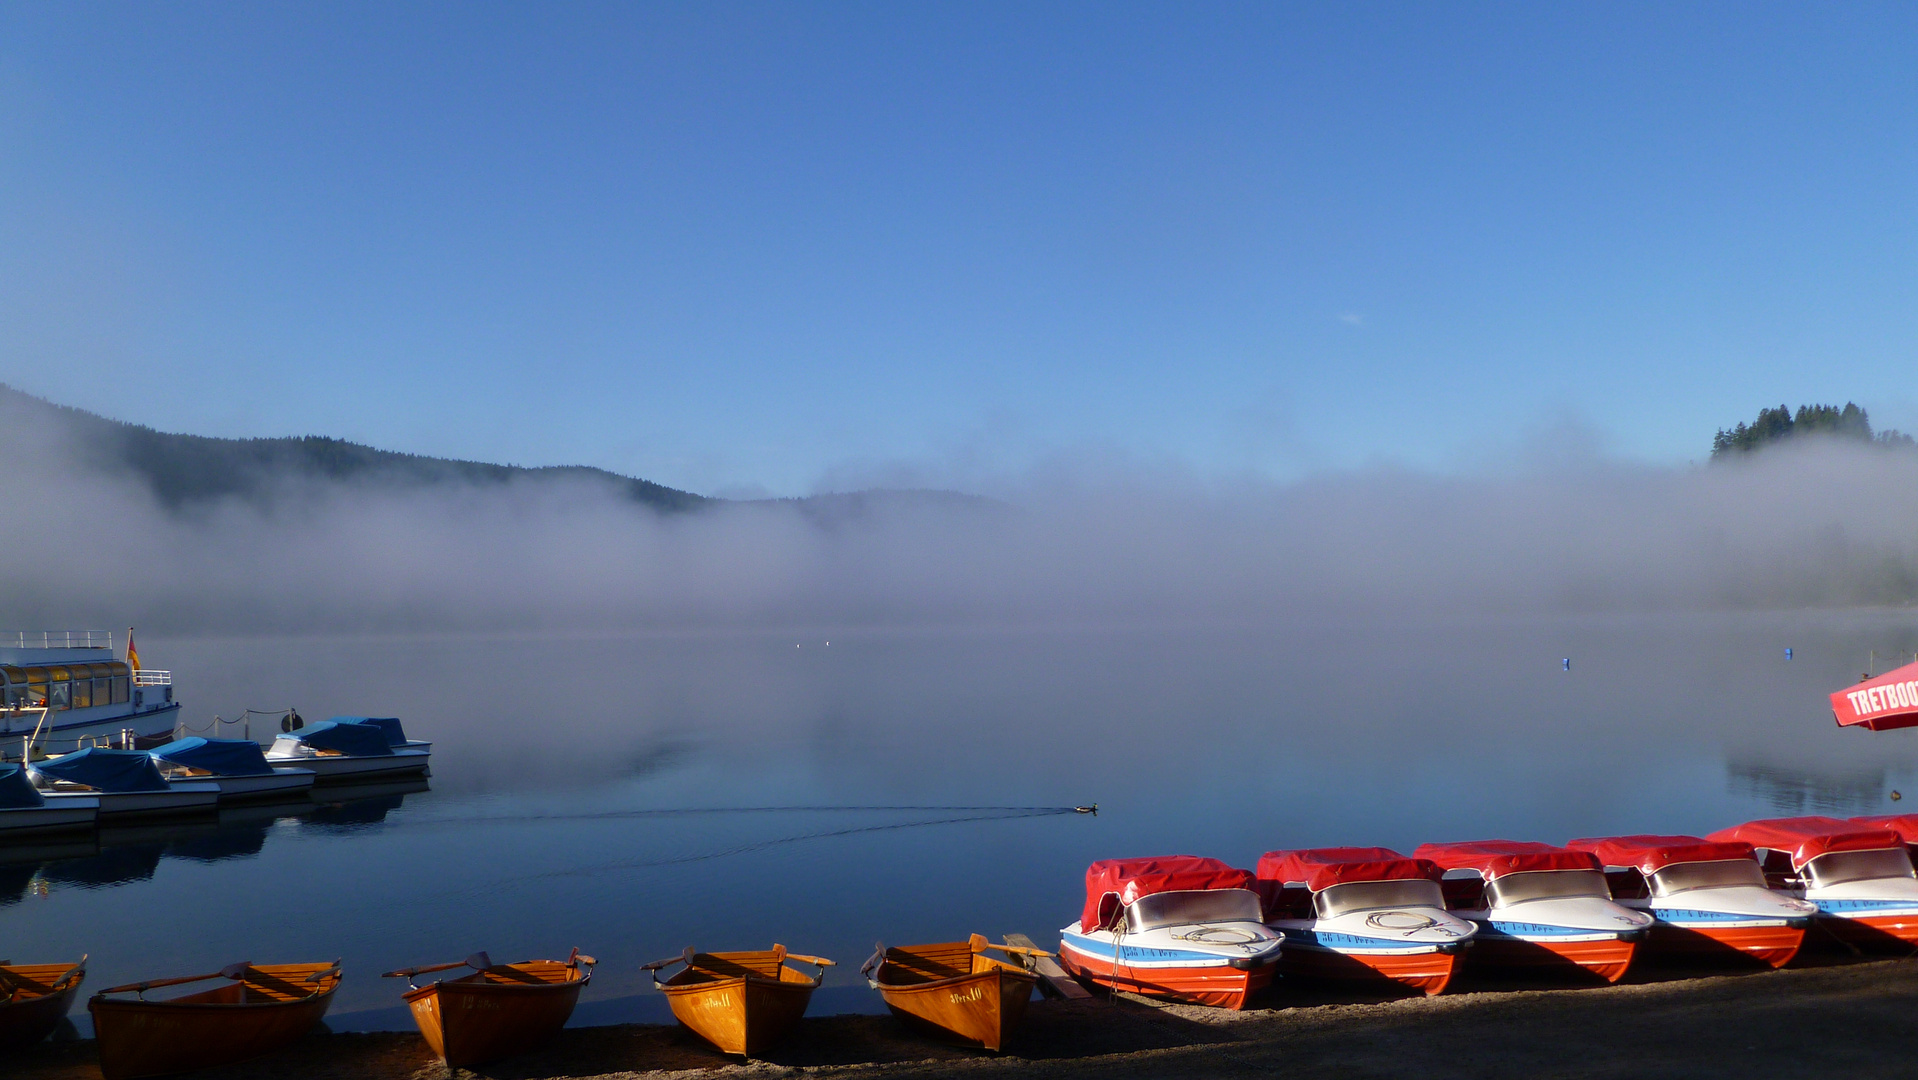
[1727,760,1891,813]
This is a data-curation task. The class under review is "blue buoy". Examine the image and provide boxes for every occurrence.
[1786,648,1794,660]
[1562,658,1571,671]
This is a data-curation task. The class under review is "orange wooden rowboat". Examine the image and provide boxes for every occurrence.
[88,961,340,1080]
[383,949,593,1068]
[860,935,1046,1051]
[643,943,834,1056]
[0,957,86,1050]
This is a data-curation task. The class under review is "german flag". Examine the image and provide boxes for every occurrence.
[127,627,141,671]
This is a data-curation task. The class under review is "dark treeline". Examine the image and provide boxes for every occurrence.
[1712,403,1915,460]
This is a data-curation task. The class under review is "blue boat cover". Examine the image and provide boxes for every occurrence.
[0,763,46,808]
[291,720,393,757]
[34,748,171,793]
[331,716,407,746]
[150,737,274,777]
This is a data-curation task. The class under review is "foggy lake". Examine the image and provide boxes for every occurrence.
[7,612,1917,1030]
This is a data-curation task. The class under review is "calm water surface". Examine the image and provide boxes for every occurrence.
[7,612,1918,1029]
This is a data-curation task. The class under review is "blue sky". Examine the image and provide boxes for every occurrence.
[2,3,1914,496]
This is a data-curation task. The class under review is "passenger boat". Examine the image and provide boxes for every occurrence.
[0,957,85,1049]
[0,631,179,754]
[0,761,97,838]
[384,949,593,1068]
[1708,817,1918,948]
[1566,835,1815,967]
[264,720,430,781]
[644,944,834,1056]
[1256,847,1476,995]
[1057,855,1284,1009]
[29,748,220,819]
[88,961,341,1080]
[148,738,315,803]
[1414,840,1652,982]
[861,934,1046,1051]
[1851,813,1918,869]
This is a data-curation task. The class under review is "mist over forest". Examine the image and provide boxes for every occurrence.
[3,386,1916,635]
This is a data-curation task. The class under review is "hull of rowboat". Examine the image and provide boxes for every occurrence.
[1056,945,1270,1009]
[89,967,338,1080]
[1466,935,1637,983]
[0,966,84,1050]
[662,975,817,1056]
[1646,923,1804,969]
[404,970,585,1067]
[1275,943,1460,996]
[877,966,1037,1051]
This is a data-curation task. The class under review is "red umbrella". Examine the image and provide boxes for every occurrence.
[1832,660,1918,731]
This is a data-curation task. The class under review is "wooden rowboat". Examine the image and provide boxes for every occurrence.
[0,957,85,1050]
[644,943,834,1056]
[383,949,593,1068]
[88,961,340,1080]
[861,935,1046,1051]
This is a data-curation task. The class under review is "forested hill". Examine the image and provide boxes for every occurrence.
[0,384,711,511]
[1712,402,1914,460]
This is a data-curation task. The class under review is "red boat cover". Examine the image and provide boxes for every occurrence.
[1079,856,1256,933]
[1707,817,1903,869]
[1852,815,1918,843]
[1565,835,1759,875]
[1831,660,1918,731]
[1255,847,1442,893]
[1412,840,1601,880]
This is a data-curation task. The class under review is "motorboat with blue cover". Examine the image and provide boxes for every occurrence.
[331,716,430,754]
[148,738,316,803]
[0,761,97,839]
[29,747,220,819]
[1057,855,1284,1009]
[264,719,430,781]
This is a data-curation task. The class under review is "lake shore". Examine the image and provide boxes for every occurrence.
[18,956,1918,1080]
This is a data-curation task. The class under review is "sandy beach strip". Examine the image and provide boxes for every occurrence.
[17,957,1918,1080]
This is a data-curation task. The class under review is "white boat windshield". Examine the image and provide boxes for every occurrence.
[1123,889,1263,932]
[1314,879,1445,920]
[1484,869,1609,906]
[1650,859,1765,896]
[1804,848,1916,888]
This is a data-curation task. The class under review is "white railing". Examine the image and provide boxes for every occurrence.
[133,670,172,686]
[0,631,115,650]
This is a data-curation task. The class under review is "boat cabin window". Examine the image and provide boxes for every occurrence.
[1314,878,1445,920]
[47,679,70,709]
[0,662,132,711]
[1484,869,1609,907]
[1123,889,1263,932]
[1650,859,1765,896]
[1803,848,1917,889]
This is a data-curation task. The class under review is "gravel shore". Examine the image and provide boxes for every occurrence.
[19,957,1918,1080]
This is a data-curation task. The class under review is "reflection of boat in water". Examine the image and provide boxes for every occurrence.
[0,761,97,839]
[1058,856,1284,1009]
[90,961,341,1080]
[149,738,314,803]
[0,957,85,1050]
[30,748,220,820]
[1258,848,1476,996]
[265,720,430,781]
[1710,817,1918,949]
[297,778,429,832]
[863,935,1046,1050]
[0,631,179,753]
[1567,835,1815,968]
[386,950,592,1068]
[647,944,834,1056]
[1415,840,1651,983]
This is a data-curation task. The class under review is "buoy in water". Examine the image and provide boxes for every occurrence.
[1893,791,1903,802]
[1562,658,1571,671]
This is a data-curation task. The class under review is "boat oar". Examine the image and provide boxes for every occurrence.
[96,962,254,1000]
[641,947,696,988]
